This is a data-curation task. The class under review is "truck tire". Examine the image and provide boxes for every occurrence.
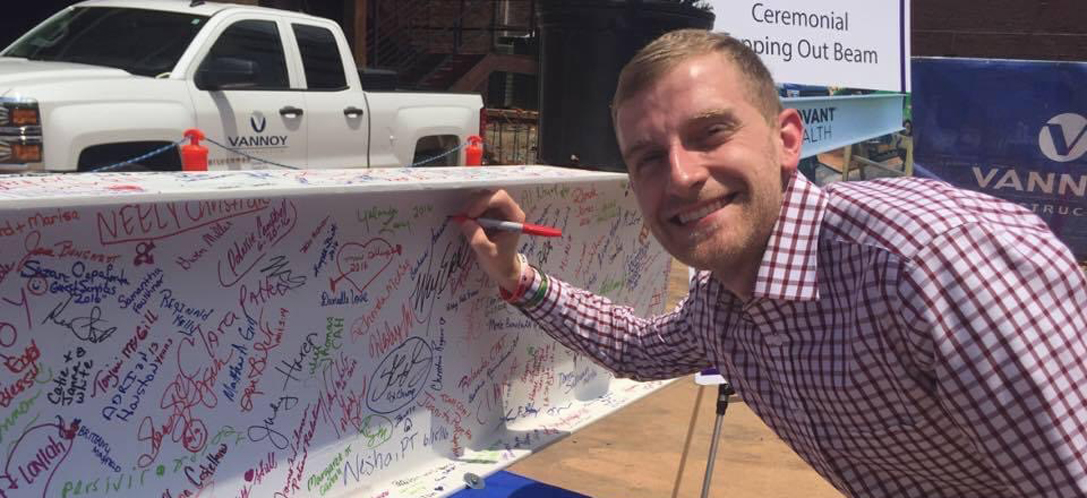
[77,142,182,172]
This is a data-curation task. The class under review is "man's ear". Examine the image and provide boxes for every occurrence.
[776,108,803,180]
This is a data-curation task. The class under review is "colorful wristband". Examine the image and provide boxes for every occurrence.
[499,253,532,302]
[524,270,549,308]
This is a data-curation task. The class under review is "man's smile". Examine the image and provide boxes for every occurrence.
[672,193,739,226]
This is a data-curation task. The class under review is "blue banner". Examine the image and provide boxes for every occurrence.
[913,57,1087,258]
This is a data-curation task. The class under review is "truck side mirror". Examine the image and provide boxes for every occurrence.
[196,57,259,90]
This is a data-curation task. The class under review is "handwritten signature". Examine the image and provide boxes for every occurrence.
[41,296,117,344]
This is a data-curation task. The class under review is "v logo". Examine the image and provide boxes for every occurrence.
[250,115,267,134]
[1039,113,1087,163]
[1045,123,1087,156]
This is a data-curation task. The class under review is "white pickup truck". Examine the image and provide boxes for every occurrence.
[0,0,484,172]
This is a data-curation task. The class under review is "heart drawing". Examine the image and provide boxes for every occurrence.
[330,238,402,294]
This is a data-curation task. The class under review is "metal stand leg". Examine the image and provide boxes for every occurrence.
[671,384,706,498]
[700,382,735,498]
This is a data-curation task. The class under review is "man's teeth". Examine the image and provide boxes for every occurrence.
[678,197,729,225]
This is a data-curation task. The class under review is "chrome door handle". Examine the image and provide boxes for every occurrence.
[279,106,304,117]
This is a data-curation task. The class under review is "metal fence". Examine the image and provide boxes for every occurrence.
[483,108,537,165]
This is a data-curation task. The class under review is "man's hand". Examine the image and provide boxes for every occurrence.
[458,189,526,293]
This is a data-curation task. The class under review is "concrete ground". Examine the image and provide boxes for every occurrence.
[508,260,844,498]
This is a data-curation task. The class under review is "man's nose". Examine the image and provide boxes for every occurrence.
[666,145,708,194]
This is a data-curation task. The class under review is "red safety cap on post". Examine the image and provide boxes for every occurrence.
[181,128,208,172]
[465,135,483,167]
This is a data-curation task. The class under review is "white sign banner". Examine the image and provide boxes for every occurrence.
[709,0,911,92]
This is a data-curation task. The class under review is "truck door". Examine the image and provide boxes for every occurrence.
[187,18,308,170]
[289,21,370,169]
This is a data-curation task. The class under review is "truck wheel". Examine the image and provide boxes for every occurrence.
[78,142,182,172]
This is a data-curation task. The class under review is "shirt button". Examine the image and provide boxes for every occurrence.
[766,336,786,347]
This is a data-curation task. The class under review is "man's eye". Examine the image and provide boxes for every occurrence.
[634,154,664,174]
[707,124,730,136]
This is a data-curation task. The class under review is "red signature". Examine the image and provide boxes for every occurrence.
[136,320,234,468]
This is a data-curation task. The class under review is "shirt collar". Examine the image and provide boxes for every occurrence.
[751,171,827,301]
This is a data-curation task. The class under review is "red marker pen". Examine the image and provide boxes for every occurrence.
[451,215,562,237]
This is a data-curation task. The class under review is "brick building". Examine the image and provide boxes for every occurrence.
[3,0,1085,104]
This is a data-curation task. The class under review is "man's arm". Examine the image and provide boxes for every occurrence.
[900,222,1087,497]
[513,265,712,381]
[459,189,712,381]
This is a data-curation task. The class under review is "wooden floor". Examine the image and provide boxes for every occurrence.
[508,259,844,497]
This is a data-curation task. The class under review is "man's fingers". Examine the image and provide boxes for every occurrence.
[459,218,489,248]
[463,189,526,223]
[460,218,510,259]
[490,190,527,223]
[464,189,499,218]
[457,188,525,292]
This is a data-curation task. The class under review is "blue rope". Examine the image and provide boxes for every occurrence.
[206,136,469,169]
[89,138,187,172]
[409,141,469,167]
[88,134,474,173]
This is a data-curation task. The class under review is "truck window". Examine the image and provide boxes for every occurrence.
[1,7,207,78]
[200,20,289,90]
[291,24,348,91]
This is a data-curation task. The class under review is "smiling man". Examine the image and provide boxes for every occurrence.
[459,30,1087,497]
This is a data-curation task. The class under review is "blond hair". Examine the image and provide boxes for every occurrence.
[612,29,783,124]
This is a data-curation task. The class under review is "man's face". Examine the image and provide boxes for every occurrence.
[615,53,800,280]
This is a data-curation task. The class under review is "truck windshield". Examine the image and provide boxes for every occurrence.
[1,7,208,78]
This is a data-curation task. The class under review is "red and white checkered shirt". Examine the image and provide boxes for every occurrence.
[517,172,1087,497]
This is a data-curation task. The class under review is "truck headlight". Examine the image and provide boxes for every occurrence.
[0,98,43,165]
[0,100,41,126]
[10,107,40,126]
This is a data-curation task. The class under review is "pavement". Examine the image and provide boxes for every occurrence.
[507,260,845,498]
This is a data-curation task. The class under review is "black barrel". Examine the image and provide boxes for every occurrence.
[536,0,714,171]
